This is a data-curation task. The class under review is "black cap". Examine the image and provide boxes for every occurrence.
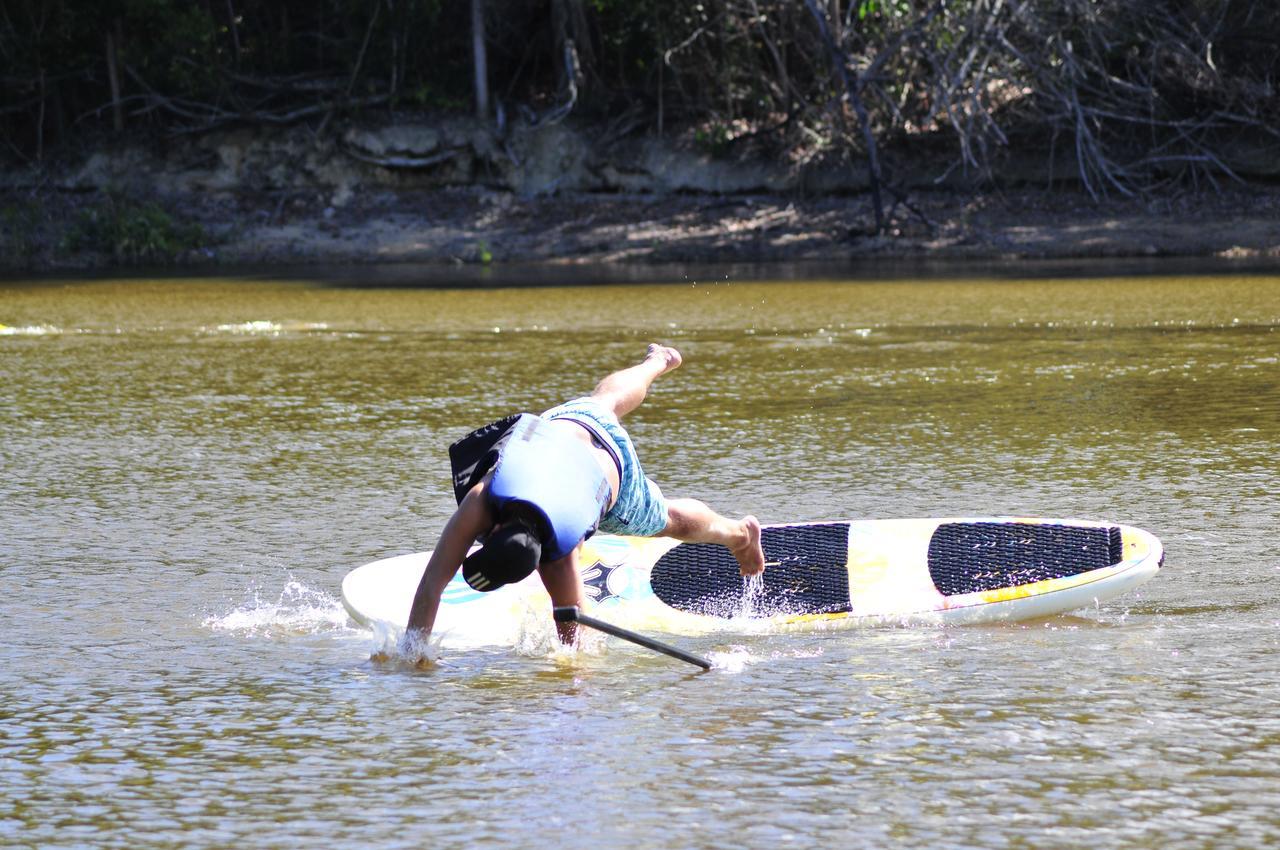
[462,519,543,592]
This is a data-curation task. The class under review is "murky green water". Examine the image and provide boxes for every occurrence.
[2,271,1278,849]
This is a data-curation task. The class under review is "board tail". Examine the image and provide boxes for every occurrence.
[926,522,1123,596]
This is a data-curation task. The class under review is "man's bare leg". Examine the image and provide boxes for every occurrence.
[592,344,766,577]
[664,498,766,577]
[590,343,683,419]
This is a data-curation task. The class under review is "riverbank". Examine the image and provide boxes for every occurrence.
[4,119,1279,273]
[6,183,1280,275]
[203,184,1280,267]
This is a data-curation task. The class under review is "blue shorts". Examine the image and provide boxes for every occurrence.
[541,397,669,537]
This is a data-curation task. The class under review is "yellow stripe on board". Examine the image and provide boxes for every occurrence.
[967,565,1124,606]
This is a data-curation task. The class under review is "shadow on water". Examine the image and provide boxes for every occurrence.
[269,255,1280,289]
[7,254,1280,289]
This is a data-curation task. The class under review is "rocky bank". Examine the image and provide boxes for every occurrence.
[3,118,1280,273]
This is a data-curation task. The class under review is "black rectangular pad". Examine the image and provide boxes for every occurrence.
[651,523,851,618]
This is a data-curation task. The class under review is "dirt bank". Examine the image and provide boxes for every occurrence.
[4,119,1280,273]
[196,184,1280,268]
[9,183,1278,275]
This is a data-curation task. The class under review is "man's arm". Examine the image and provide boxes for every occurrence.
[537,548,586,645]
[405,479,495,637]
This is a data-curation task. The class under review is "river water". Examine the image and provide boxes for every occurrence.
[2,269,1278,849]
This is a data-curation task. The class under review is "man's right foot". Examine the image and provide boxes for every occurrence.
[732,515,765,577]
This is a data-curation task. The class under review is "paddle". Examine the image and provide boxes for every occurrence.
[552,606,712,670]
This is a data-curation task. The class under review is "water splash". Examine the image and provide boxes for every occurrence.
[512,603,607,659]
[740,573,766,618]
[204,578,353,637]
[707,645,757,673]
[368,622,444,669]
[706,640,826,672]
[512,602,563,657]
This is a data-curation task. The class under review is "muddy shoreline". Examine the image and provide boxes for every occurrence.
[204,185,1280,267]
[4,119,1279,275]
[7,184,1280,278]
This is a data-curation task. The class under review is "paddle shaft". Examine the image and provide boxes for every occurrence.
[553,606,711,670]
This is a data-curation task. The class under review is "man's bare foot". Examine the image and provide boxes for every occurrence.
[732,515,765,577]
[646,343,683,375]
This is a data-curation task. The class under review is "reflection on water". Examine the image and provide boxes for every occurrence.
[2,271,1279,849]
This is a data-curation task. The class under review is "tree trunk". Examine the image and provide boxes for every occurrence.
[105,19,124,133]
[552,0,594,93]
[804,0,885,234]
[472,0,490,119]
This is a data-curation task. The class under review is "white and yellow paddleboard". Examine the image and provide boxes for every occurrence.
[342,517,1163,647]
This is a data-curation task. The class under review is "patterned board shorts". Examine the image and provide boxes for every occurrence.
[541,397,670,537]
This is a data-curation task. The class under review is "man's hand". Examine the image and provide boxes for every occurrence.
[398,627,438,667]
[538,547,586,645]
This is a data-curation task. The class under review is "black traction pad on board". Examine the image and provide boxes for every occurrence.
[650,523,851,618]
[927,522,1124,597]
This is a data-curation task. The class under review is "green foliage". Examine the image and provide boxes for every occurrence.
[407,83,468,113]
[857,1,913,20]
[63,195,205,265]
[693,123,733,158]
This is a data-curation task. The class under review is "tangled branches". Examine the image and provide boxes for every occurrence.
[2,0,1276,209]
[796,0,1280,201]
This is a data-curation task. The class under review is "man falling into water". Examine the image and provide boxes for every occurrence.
[405,344,765,648]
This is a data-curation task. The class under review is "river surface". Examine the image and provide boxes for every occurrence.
[2,269,1278,849]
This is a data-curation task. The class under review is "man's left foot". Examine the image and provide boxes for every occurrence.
[646,343,683,375]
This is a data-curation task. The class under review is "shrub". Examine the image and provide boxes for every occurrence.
[63,195,205,265]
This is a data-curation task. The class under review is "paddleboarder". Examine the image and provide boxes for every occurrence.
[404,344,765,648]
